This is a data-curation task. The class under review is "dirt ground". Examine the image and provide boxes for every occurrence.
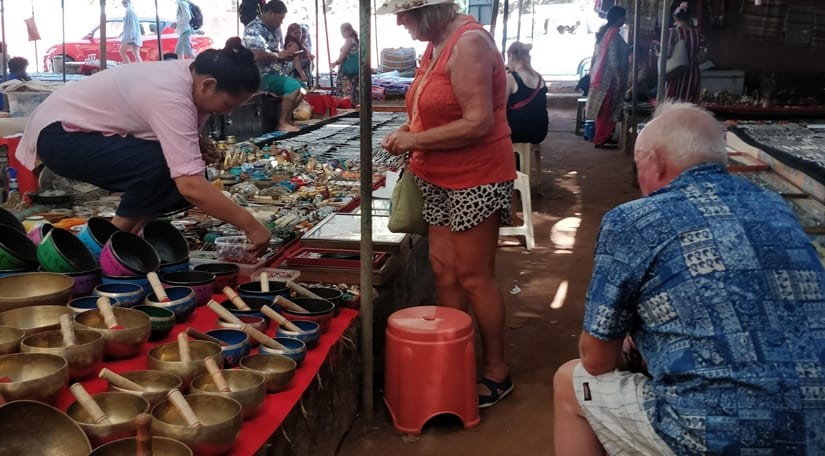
[336,107,641,455]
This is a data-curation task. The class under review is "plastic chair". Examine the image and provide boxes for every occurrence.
[384,306,480,435]
[499,171,535,251]
[513,142,543,197]
[575,97,587,135]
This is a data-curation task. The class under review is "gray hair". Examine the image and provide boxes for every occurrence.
[640,100,726,168]
[409,3,458,39]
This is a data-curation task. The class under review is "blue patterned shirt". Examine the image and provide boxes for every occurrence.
[243,17,284,75]
[584,163,825,455]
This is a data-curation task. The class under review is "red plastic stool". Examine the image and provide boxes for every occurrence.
[384,306,480,435]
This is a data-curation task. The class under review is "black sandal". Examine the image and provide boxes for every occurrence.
[478,375,514,409]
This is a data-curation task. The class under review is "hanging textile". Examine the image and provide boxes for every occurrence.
[784,6,815,48]
[739,0,788,43]
[24,17,40,41]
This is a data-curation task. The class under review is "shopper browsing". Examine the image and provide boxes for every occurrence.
[120,0,142,63]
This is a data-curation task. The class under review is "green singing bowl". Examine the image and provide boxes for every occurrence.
[0,325,24,355]
[0,400,92,456]
[146,340,224,391]
[0,272,75,313]
[151,394,243,456]
[37,228,97,274]
[239,353,297,393]
[0,352,69,405]
[88,436,193,456]
[66,391,151,448]
[74,308,151,360]
[191,369,267,420]
[0,224,39,270]
[107,369,183,407]
[0,305,74,337]
[20,329,104,381]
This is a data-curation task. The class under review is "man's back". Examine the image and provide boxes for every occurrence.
[585,163,825,454]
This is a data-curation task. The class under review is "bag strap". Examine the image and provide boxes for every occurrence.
[509,79,544,111]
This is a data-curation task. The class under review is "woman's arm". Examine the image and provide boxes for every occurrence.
[387,30,497,153]
[332,37,354,66]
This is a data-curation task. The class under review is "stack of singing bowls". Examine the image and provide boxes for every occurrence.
[37,227,100,297]
[0,224,39,276]
[142,220,190,275]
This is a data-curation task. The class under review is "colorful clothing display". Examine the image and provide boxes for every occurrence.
[584,163,825,454]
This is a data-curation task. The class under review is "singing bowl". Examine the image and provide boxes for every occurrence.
[0,271,74,313]
[276,320,321,350]
[160,271,215,307]
[20,329,104,380]
[282,297,336,333]
[73,307,151,360]
[37,228,97,273]
[77,216,119,260]
[27,222,53,246]
[89,436,193,456]
[0,267,35,278]
[133,305,176,341]
[100,231,160,276]
[38,267,101,297]
[191,369,267,420]
[151,394,243,456]
[68,296,100,315]
[0,325,24,354]
[142,220,190,264]
[218,297,273,325]
[0,224,39,270]
[107,369,183,406]
[239,353,297,393]
[0,305,74,336]
[144,286,197,322]
[158,258,191,275]
[93,282,144,308]
[0,206,26,234]
[146,340,224,391]
[258,337,307,366]
[0,400,92,456]
[307,286,344,316]
[204,328,250,367]
[0,352,69,404]
[193,262,239,292]
[237,279,289,303]
[101,274,151,301]
[66,391,151,447]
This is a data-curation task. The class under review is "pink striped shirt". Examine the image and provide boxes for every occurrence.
[17,59,208,178]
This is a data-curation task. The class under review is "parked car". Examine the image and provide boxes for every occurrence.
[43,18,213,71]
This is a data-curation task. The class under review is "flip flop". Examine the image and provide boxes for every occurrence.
[478,375,514,409]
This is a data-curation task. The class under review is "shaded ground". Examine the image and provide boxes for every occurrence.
[337,107,639,455]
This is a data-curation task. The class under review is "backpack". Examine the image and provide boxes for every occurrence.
[189,1,203,30]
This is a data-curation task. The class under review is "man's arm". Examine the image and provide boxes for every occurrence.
[579,331,623,375]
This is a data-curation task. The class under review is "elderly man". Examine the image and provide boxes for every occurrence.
[243,0,303,132]
[553,102,825,455]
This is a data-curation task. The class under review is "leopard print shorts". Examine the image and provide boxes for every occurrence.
[415,176,513,232]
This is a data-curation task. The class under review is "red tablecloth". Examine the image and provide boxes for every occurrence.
[55,298,358,455]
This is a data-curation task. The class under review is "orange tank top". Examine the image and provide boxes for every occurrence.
[406,19,516,189]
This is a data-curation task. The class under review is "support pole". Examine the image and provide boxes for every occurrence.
[500,0,509,57]
[322,0,334,89]
[155,0,162,61]
[656,0,668,103]
[358,0,374,422]
[31,1,38,73]
[516,0,523,42]
[0,0,6,81]
[61,0,66,82]
[315,0,320,89]
[490,0,500,39]
[99,0,107,70]
[631,0,640,137]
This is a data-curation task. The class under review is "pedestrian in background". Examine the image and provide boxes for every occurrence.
[176,0,195,59]
[120,0,143,63]
[585,6,628,148]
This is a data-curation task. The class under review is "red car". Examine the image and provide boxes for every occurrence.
[43,18,213,71]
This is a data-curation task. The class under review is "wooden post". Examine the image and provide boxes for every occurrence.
[99,0,107,70]
[656,0,668,104]
[155,0,163,60]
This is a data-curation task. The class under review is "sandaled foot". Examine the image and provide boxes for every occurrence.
[276,124,300,132]
[478,375,514,409]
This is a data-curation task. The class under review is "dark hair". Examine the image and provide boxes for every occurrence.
[8,57,28,74]
[673,5,691,23]
[596,6,626,42]
[192,37,260,95]
[263,0,287,14]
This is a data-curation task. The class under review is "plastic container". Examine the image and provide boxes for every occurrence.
[583,120,596,142]
[5,91,51,118]
[214,236,258,264]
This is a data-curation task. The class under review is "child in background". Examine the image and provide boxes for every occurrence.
[283,23,311,86]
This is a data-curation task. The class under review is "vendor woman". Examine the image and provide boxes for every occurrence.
[16,37,271,255]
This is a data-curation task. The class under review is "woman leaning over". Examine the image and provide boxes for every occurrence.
[585,6,628,148]
[379,0,517,408]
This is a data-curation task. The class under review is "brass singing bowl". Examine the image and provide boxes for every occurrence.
[0,272,74,313]
[0,400,92,456]
[146,340,224,391]
[107,369,183,406]
[0,305,74,336]
[151,393,243,456]
[74,308,151,360]
[191,369,267,420]
[239,353,297,393]
[0,352,69,404]
[0,325,24,354]
[20,329,104,381]
[66,391,150,448]
[89,436,193,456]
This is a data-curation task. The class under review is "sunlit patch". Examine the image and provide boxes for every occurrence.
[550,280,568,309]
[551,216,581,252]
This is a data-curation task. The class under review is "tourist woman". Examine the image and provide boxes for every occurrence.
[379,0,517,408]
[665,2,705,103]
[16,38,272,255]
[506,41,548,145]
[331,23,360,105]
[586,6,628,148]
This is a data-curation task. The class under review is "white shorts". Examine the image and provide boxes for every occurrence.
[573,363,675,456]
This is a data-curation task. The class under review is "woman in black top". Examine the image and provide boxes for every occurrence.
[506,42,548,145]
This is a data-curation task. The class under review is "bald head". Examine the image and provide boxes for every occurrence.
[636,101,726,169]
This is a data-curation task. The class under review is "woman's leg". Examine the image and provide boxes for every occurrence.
[428,224,467,311]
[593,86,616,145]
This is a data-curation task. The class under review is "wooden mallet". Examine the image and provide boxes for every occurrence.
[96,296,124,330]
[147,271,170,302]
[70,382,112,425]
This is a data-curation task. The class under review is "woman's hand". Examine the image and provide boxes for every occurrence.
[381,129,417,155]
[199,137,221,164]
[244,222,272,258]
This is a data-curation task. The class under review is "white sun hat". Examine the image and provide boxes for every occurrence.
[376,0,455,15]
